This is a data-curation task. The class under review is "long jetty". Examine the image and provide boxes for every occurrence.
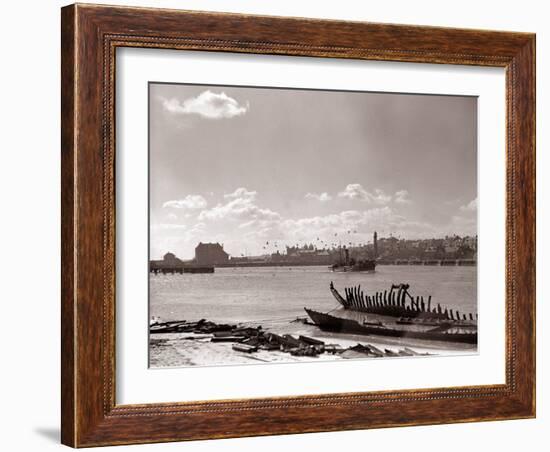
[150,265,214,274]
[377,259,476,266]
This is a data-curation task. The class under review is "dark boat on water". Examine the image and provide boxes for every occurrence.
[331,246,376,273]
[330,231,379,272]
[304,308,477,345]
[331,259,376,273]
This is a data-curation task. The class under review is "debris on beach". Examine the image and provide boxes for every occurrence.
[150,318,430,360]
[149,337,170,347]
[150,318,240,334]
[232,343,258,353]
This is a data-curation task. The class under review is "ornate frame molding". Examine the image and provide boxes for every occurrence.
[61,4,535,447]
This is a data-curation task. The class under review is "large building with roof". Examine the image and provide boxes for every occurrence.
[194,242,230,265]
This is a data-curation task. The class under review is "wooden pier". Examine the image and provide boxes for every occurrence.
[378,259,476,266]
[150,265,214,274]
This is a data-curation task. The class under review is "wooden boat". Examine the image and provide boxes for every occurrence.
[330,282,475,322]
[304,308,477,344]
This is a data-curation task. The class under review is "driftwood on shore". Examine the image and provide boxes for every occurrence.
[149,319,240,334]
[150,318,429,359]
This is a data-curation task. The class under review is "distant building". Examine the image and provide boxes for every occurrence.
[463,236,478,251]
[162,252,183,265]
[444,245,459,254]
[149,252,185,272]
[195,242,229,265]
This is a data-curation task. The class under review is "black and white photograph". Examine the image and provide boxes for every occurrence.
[148,83,479,367]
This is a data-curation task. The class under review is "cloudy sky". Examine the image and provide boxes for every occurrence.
[149,83,477,260]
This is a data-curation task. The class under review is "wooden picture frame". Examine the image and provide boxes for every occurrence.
[61,3,535,447]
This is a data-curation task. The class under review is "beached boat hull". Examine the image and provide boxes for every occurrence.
[304,308,477,344]
[330,284,466,321]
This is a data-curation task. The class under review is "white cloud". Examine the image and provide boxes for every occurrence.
[238,218,281,230]
[189,222,206,233]
[149,221,209,259]
[450,215,476,228]
[239,206,441,246]
[394,189,412,204]
[163,194,207,210]
[282,208,394,235]
[448,198,477,236]
[200,187,278,223]
[460,198,477,212]
[338,184,392,204]
[150,223,187,230]
[161,90,249,119]
[224,187,257,200]
[338,183,367,200]
[154,193,477,259]
[199,197,280,223]
[305,192,332,202]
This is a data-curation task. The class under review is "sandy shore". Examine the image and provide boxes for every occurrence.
[150,328,473,368]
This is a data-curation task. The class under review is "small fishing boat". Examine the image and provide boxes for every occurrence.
[304,308,477,344]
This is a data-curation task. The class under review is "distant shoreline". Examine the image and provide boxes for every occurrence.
[149,260,477,270]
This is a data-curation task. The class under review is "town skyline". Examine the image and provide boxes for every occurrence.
[154,232,478,263]
[149,83,477,260]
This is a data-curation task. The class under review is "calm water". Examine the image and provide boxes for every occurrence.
[150,265,477,329]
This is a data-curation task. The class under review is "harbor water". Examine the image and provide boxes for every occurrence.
[149,265,477,367]
[150,265,476,323]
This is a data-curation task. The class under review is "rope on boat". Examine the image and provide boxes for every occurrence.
[325,303,343,314]
[239,315,307,325]
[239,303,341,325]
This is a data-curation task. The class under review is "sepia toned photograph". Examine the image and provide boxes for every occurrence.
[148,82,478,368]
